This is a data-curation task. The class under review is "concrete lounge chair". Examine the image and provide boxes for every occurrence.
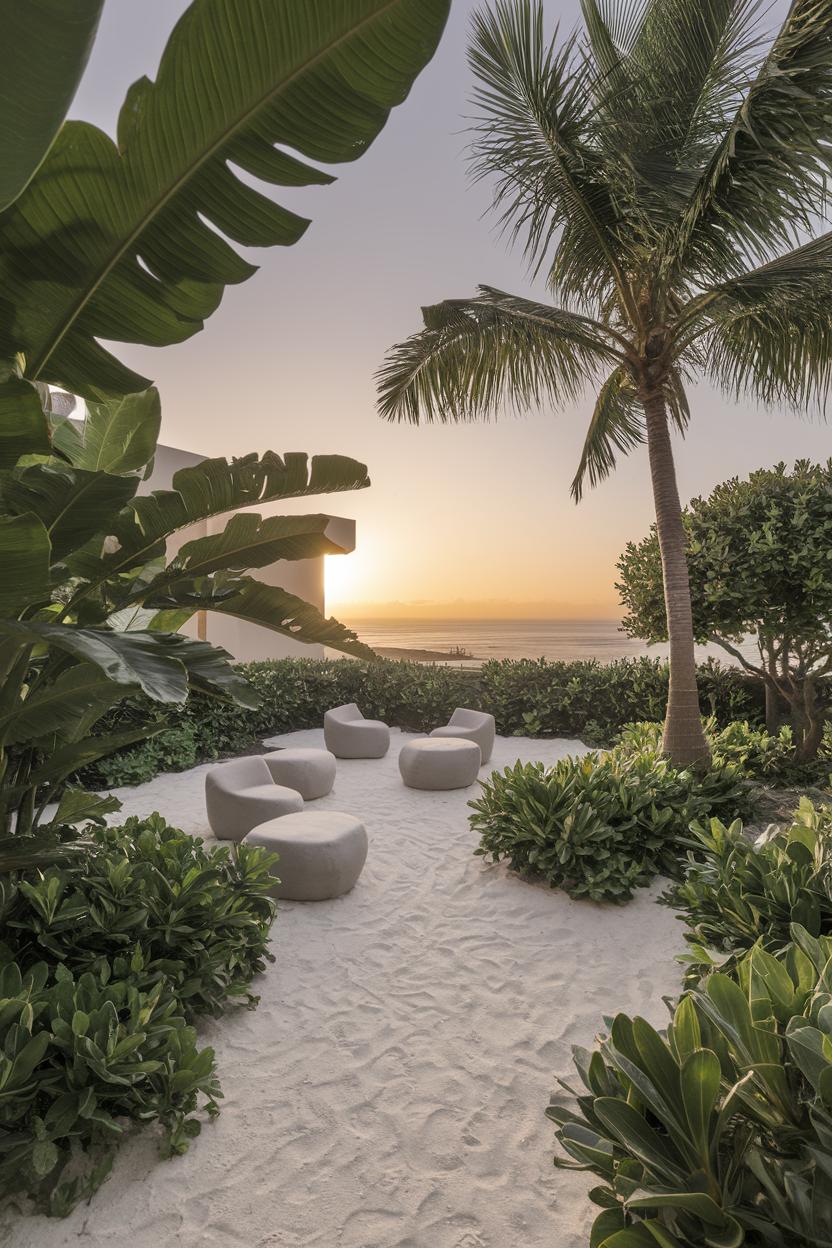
[323,703,390,759]
[205,756,303,842]
[429,708,496,764]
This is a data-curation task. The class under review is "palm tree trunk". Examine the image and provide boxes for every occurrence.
[643,392,710,767]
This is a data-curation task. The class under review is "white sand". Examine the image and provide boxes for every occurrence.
[3,730,683,1248]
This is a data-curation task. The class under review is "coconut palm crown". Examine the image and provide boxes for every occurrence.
[377,0,832,765]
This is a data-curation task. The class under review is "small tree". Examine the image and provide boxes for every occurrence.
[617,462,832,762]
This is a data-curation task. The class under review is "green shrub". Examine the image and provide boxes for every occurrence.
[665,798,832,969]
[0,814,278,1214]
[5,814,277,1019]
[618,717,832,788]
[0,957,220,1216]
[77,655,766,789]
[469,744,753,902]
[549,928,832,1247]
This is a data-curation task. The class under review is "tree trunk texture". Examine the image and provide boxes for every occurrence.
[643,392,711,767]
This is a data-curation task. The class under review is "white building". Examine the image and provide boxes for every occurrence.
[148,442,356,662]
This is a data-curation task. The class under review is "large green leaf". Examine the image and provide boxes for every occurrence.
[55,388,162,474]
[0,377,52,468]
[0,514,51,615]
[0,0,451,397]
[81,452,368,585]
[0,663,130,747]
[170,578,374,659]
[2,461,139,561]
[0,0,104,212]
[147,513,346,590]
[0,621,190,703]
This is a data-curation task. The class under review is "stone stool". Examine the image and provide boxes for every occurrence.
[263,747,336,800]
[243,811,368,901]
[398,737,482,791]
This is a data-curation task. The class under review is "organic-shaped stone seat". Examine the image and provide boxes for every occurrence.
[429,708,496,764]
[398,737,482,790]
[205,756,302,842]
[263,747,336,800]
[244,811,368,901]
[324,703,390,759]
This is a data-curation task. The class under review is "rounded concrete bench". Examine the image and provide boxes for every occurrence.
[205,756,303,842]
[324,703,390,759]
[263,747,336,800]
[244,811,368,901]
[398,737,482,791]
[430,708,496,764]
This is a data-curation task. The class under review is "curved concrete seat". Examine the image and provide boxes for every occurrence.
[430,708,496,764]
[244,811,368,901]
[324,703,390,759]
[205,756,302,842]
[263,747,336,800]
[398,737,481,791]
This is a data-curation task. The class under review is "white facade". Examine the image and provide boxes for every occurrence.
[145,443,356,662]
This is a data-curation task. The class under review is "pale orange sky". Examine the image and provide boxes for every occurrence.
[74,0,823,621]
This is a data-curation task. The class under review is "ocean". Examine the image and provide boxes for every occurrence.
[342,618,758,667]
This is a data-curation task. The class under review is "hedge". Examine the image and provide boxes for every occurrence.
[75,655,766,789]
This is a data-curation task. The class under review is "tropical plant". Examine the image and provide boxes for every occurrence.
[0,812,278,1214]
[665,799,832,973]
[0,391,376,859]
[469,743,752,902]
[618,462,832,761]
[617,718,832,787]
[377,0,832,767]
[0,0,451,398]
[0,0,453,859]
[549,928,832,1247]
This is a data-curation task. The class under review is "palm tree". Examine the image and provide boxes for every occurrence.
[376,0,832,766]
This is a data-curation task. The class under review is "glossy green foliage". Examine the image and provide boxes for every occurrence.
[0,813,277,1214]
[667,798,832,971]
[549,929,832,1247]
[0,957,219,1216]
[469,743,753,903]
[5,814,278,1017]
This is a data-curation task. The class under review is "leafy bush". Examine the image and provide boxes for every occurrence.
[618,717,832,788]
[549,928,832,1248]
[5,814,277,1019]
[78,655,765,789]
[469,743,753,902]
[0,814,277,1214]
[0,957,220,1217]
[665,798,832,968]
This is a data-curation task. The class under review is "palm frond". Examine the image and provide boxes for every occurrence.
[571,366,644,500]
[376,287,623,424]
[671,0,832,282]
[570,359,690,500]
[468,0,634,315]
[693,231,832,409]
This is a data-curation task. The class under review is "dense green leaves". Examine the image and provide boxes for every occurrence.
[470,738,752,902]
[0,0,451,398]
[0,813,277,1214]
[0,0,103,211]
[550,932,832,1247]
[617,462,832,758]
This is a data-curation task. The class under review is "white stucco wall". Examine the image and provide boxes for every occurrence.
[145,444,355,661]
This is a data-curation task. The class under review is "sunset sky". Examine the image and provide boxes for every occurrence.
[73,0,828,621]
